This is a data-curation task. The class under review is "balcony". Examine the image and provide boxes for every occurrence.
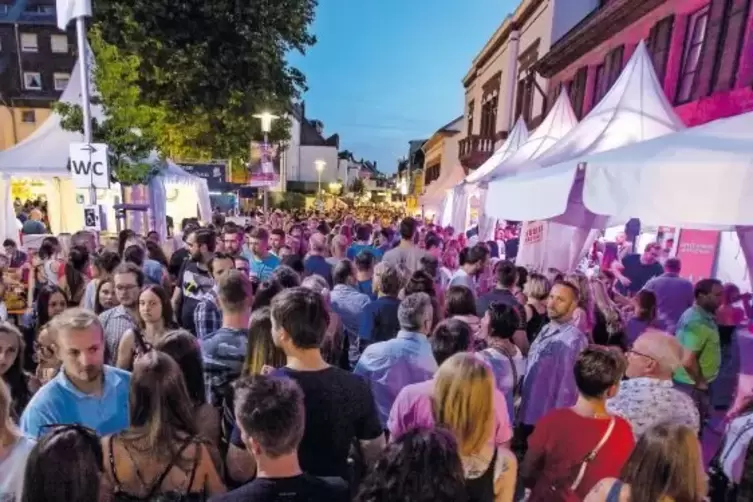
[458,134,496,173]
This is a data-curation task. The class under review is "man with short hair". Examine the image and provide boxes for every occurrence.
[21,208,46,235]
[674,278,723,422]
[20,308,131,438]
[215,375,349,501]
[3,239,27,268]
[612,242,664,295]
[223,223,253,263]
[519,281,589,435]
[326,235,348,267]
[355,292,437,427]
[354,251,376,300]
[358,262,403,345]
[100,262,143,363]
[194,252,236,340]
[201,269,253,407]
[303,233,333,287]
[330,260,371,368]
[269,229,286,257]
[381,217,429,275]
[225,288,384,484]
[347,224,382,261]
[608,331,699,438]
[476,260,529,354]
[449,244,489,291]
[172,227,217,335]
[642,257,694,333]
[248,228,281,281]
[234,255,250,276]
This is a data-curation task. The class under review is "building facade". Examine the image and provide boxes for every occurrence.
[459,0,597,173]
[419,116,464,217]
[536,0,753,127]
[0,0,76,150]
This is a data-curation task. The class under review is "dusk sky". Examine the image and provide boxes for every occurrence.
[289,0,517,174]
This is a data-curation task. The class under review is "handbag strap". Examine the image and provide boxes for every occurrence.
[713,417,753,467]
[570,418,616,491]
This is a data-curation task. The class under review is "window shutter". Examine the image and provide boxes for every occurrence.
[608,45,625,86]
[693,0,728,99]
[650,15,675,84]
[712,0,751,92]
[569,67,588,118]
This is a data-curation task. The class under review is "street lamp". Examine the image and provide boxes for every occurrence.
[253,112,279,218]
[315,160,326,196]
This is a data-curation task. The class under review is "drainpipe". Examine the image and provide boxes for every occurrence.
[501,29,521,132]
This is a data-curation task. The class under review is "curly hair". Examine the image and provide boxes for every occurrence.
[354,428,467,502]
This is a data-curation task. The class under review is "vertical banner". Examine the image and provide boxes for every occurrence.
[516,221,547,270]
[675,229,721,283]
[248,141,280,187]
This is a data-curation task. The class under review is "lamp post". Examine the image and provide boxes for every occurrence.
[253,112,278,219]
[315,160,326,197]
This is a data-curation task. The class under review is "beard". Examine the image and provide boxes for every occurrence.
[80,364,102,382]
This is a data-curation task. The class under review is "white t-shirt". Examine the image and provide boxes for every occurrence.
[722,413,753,483]
[449,268,475,291]
[0,435,35,501]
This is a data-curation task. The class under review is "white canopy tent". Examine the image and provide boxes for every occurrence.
[449,94,577,236]
[0,53,212,243]
[465,117,529,183]
[483,41,686,270]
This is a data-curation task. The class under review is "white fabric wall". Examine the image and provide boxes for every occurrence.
[516,221,593,272]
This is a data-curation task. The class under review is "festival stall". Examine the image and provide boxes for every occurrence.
[483,41,685,271]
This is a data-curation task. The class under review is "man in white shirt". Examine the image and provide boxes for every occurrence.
[449,244,489,292]
[607,330,699,438]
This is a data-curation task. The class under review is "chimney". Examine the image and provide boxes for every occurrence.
[300,101,306,118]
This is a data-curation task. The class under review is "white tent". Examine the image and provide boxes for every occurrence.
[449,91,578,238]
[484,41,685,221]
[465,117,529,184]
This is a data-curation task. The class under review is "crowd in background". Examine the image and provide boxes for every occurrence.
[0,209,752,501]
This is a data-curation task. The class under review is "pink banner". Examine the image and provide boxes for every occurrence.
[675,229,720,283]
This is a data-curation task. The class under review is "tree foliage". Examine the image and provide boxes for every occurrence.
[350,177,366,196]
[91,0,317,160]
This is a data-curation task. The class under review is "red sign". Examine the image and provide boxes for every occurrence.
[524,222,544,245]
[675,229,720,283]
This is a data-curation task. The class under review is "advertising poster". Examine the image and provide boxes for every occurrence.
[248,142,281,187]
[675,229,721,283]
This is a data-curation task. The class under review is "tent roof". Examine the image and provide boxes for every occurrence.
[484,41,686,221]
[480,90,579,184]
[465,117,529,183]
[0,50,107,178]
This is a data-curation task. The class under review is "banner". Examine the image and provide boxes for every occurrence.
[524,221,545,245]
[516,221,591,273]
[178,162,227,191]
[248,142,280,187]
[676,229,720,283]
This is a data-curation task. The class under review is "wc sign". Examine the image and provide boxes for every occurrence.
[69,142,110,189]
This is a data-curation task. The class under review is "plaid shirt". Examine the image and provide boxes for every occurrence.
[194,289,222,341]
[99,305,138,364]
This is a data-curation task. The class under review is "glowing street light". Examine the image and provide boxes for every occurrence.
[315,160,326,195]
[253,112,279,218]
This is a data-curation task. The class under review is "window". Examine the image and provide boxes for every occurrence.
[21,110,35,123]
[467,101,475,135]
[676,7,710,104]
[0,4,8,14]
[53,72,70,91]
[711,0,751,92]
[648,15,675,84]
[605,45,625,89]
[480,94,498,138]
[515,76,534,124]
[20,33,38,52]
[592,64,607,106]
[569,67,588,118]
[23,72,42,90]
[51,34,68,53]
[25,4,53,13]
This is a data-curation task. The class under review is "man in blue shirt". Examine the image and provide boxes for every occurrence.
[347,224,382,261]
[359,262,402,346]
[303,233,333,287]
[248,227,280,281]
[20,308,131,438]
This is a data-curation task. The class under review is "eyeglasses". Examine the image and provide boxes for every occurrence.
[627,349,657,363]
[115,284,139,292]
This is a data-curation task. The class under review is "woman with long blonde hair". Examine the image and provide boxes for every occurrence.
[100,351,225,500]
[584,423,705,501]
[590,278,626,349]
[432,353,517,502]
[0,379,35,500]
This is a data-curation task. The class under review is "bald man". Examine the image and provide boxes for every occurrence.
[607,330,699,438]
[304,232,333,287]
[21,208,47,235]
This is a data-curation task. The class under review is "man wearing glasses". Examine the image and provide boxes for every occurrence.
[607,331,699,438]
[99,263,144,364]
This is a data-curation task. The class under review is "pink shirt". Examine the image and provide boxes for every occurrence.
[387,378,513,444]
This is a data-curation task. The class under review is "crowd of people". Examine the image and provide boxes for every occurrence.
[0,210,752,501]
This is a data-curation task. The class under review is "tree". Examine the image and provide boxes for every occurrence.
[91,0,317,161]
[350,178,366,196]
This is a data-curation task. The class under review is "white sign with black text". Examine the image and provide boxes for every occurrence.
[83,204,102,231]
[70,142,110,189]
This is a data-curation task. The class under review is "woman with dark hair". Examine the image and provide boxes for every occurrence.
[250,279,283,310]
[22,285,67,373]
[146,240,169,268]
[625,289,658,347]
[154,330,221,457]
[355,428,467,502]
[117,229,136,257]
[0,323,37,420]
[116,285,176,370]
[22,423,103,502]
[82,250,121,311]
[58,245,89,306]
[100,351,225,500]
[95,277,118,314]
[445,285,482,343]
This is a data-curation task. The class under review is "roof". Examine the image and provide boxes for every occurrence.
[289,102,339,148]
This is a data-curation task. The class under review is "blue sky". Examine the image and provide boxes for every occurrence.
[289,0,516,174]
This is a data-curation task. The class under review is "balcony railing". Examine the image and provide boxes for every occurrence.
[459,135,496,172]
